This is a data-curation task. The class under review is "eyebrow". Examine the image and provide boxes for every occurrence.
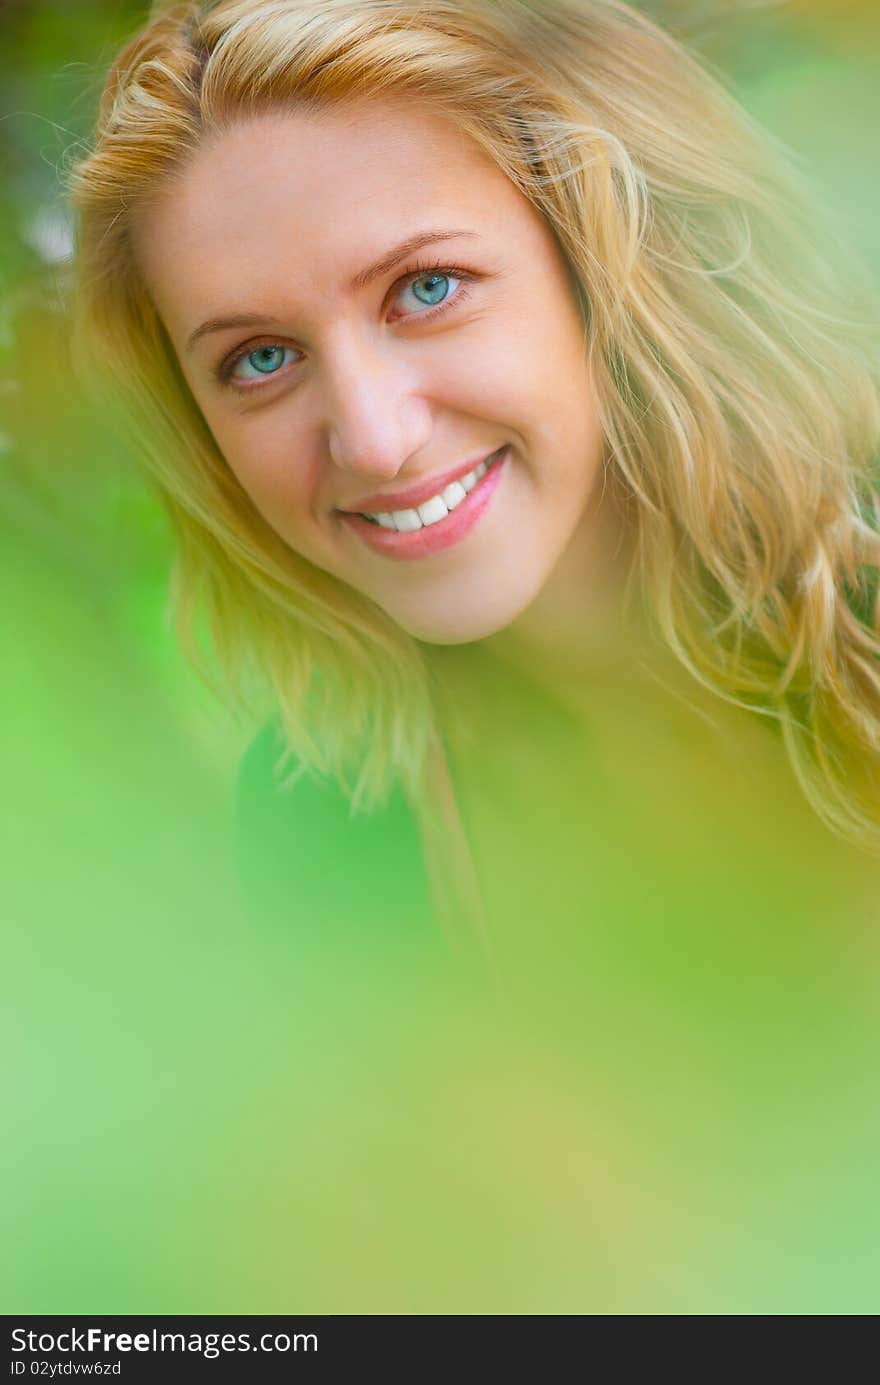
[349,227,477,291]
[186,312,283,353]
[184,228,478,353]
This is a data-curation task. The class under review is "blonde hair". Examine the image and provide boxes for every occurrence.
[69,0,880,851]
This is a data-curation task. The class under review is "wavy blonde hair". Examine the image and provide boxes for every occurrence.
[69,0,880,850]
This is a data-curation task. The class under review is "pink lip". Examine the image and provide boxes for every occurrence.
[337,446,507,515]
[339,447,509,562]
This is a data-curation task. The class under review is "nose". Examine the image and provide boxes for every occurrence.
[322,338,432,480]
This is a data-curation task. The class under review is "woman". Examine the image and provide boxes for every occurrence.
[68,0,880,963]
[63,0,880,1314]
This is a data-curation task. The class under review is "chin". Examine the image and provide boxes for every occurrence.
[387,590,534,646]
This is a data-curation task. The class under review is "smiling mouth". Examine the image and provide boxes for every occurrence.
[338,446,509,562]
[354,447,507,532]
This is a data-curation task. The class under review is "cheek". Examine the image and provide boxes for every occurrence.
[468,289,591,423]
[204,406,321,530]
[472,333,598,465]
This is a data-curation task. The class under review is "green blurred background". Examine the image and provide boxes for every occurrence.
[2,0,878,1314]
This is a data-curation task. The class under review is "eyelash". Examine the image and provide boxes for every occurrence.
[388,258,475,323]
[215,259,476,388]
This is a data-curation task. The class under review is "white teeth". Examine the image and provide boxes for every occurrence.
[460,467,479,493]
[417,495,449,527]
[441,481,467,508]
[359,451,502,531]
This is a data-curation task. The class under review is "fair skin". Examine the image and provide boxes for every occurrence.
[135,98,630,653]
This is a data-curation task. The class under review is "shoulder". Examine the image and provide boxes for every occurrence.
[234,721,435,950]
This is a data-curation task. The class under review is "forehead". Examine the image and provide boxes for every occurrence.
[135,98,527,328]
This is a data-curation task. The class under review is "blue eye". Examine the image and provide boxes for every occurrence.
[412,273,450,305]
[398,271,461,315]
[231,344,298,381]
[248,345,286,373]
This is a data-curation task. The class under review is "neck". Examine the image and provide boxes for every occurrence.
[480,466,650,697]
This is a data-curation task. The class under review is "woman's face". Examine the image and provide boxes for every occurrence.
[136,98,609,643]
